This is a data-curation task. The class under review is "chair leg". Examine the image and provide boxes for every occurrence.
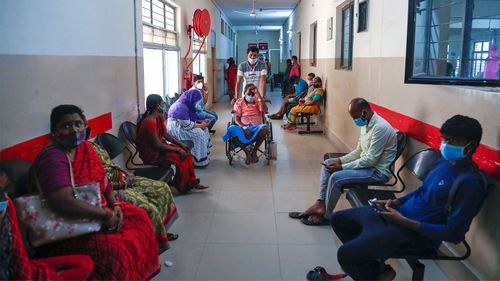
[298,115,323,135]
[406,259,425,281]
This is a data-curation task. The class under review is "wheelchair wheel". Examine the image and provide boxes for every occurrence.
[225,137,234,165]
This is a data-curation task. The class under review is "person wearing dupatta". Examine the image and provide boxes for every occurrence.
[282,76,325,131]
[1,168,94,281]
[167,88,212,167]
[32,105,160,280]
[91,142,179,250]
[136,94,208,193]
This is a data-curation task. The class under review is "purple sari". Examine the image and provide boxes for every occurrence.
[168,89,203,121]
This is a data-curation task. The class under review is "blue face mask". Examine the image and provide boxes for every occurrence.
[354,118,367,127]
[440,142,469,161]
[162,103,168,114]
[0,200,8,212]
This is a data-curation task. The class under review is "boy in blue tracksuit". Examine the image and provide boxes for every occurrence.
[331,115,488,280]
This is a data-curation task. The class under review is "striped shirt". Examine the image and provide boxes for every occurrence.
[237,61,267,96]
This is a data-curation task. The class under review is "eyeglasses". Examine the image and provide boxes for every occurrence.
[59,120,85,130]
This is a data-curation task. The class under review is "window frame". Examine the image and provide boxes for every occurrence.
[310,21,318,67]
[404,0,500,87]
[340,2,354,70]
[357,0,368,33]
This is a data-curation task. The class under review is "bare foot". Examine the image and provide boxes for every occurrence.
[252,153,259,163]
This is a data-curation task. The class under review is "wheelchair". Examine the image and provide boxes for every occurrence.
[224,111,274,165]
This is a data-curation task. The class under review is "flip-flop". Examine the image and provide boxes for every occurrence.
[300,215,330,226]
[289,212,312,219]
[167,233,179,241]
[307,266,347,281]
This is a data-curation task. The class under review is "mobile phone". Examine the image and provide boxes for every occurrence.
[368,198,388,212]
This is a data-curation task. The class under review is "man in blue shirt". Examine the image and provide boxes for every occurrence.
[269,73,315,120]
[330,115,488,281]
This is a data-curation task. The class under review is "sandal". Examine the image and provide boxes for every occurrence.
[300,215,330,226]
[190,184,209,193]
[269,114,282,120]
[307,266,347,281]
[288,212,312,219]
[167,232,179,241]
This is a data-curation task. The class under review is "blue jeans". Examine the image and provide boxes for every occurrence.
[331,206,418,280]
[319,158,389,220]
[197,110,218,130]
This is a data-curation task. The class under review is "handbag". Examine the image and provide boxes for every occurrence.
[14,148,102,247]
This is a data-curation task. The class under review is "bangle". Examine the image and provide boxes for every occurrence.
[113,202,122,207]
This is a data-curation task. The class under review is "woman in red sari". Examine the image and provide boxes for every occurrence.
[32,105,160,280]
[227,58,237,101]
[136,94,208,193]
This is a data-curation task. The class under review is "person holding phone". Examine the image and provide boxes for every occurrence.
[289,98,397,225]
[329,115,489,281]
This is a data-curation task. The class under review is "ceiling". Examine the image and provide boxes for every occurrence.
[213,0,299,31]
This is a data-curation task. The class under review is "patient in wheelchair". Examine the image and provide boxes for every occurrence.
[222,84,269,165]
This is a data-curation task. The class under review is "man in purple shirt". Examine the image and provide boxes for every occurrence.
[330,115,489,281]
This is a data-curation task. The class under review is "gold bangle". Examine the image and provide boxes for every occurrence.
[113,202,122,207]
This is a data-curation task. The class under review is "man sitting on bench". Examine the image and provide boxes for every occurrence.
[330,115,488,280]
[289,98,397,224]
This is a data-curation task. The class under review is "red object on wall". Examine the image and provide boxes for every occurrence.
[258,43,268,51]
[0,112,113,162]
[248,43,257,49]
[370,103,500,178]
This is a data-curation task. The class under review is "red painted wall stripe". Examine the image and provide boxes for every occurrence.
[0,112,112,162]
[371,103,500,178]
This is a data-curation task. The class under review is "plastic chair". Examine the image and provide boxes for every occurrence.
[0,159,32,198]
[95,133,174,183]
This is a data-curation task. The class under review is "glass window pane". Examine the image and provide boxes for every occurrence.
[408,0,500,83]
[144,48,164,99]
[165,50,179,97]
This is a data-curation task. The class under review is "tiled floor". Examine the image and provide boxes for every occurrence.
[152,90,449,281]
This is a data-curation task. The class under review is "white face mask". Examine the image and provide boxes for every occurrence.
[195,82,203,90]
[307,80,312,86]
[245,95,255,103]
[248,57,258,64]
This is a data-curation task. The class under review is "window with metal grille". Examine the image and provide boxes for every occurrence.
[142,0,177,47]
[405,0,500,86]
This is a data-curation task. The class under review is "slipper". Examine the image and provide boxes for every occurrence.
[288,212,312,219]
[167,233,179,241]
[307,266,347,281]
[284,125,297,131]
[269,114,283,120]
[300,216,330,226]
[190,184,209,193]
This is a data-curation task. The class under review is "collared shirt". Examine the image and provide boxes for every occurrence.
[339,112,397,177]
[237,61,267,96]
[233,98,263,126]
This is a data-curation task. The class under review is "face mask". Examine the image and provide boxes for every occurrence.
[353,112,367,127]
[248,58,258,64]
[440,142,469,161]
[307,80,312,86]
[57,130,86,148]
[0,200,7,212]
[195,100,204,112]
[245,95,255,103]
[195,82,204,90]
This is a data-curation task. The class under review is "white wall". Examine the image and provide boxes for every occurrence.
[236,31,280,65]
[0,0,137,57]
[0,0,141,149]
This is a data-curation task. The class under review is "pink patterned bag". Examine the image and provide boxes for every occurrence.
[14,150,102,247]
